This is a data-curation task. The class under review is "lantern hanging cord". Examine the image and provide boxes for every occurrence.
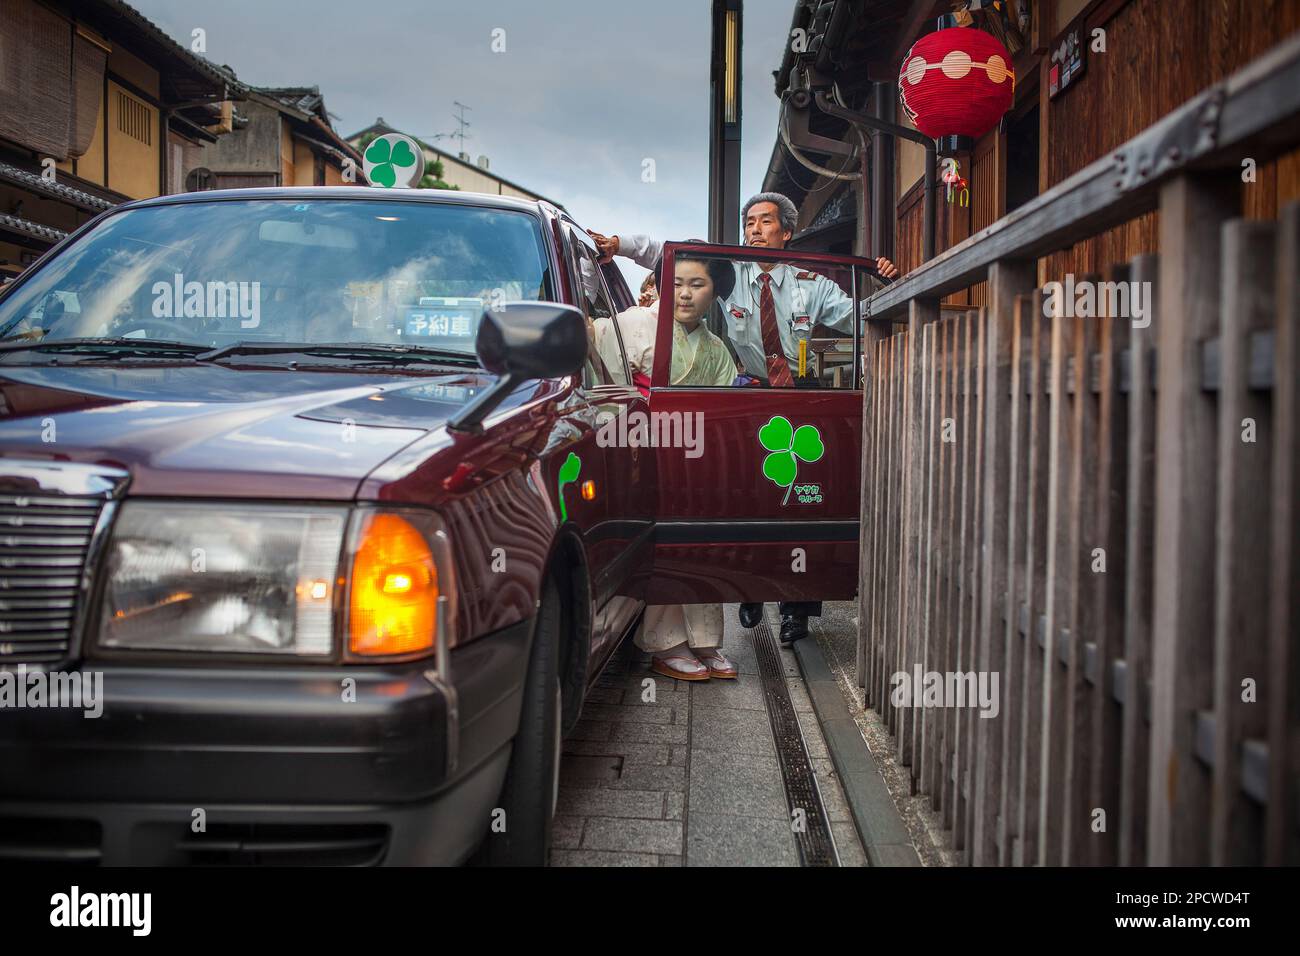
[779,135,857,196]
[779,97,864,183]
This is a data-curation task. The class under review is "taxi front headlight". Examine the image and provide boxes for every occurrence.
[99,502,348,656]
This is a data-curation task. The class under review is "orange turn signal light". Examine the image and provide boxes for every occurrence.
[349,513,437,656]
[581,480,596,501]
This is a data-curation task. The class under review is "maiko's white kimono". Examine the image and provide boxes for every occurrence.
[633,317,734,653]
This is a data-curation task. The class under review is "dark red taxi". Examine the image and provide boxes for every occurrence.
[0,187,877,865]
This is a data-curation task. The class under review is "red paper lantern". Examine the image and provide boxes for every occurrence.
[898,27,1015,142]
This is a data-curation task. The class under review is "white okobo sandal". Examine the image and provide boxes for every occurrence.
[694,648,738,679]
[651,650,710,681]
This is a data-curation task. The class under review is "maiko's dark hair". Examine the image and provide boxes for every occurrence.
[652,240,736,302]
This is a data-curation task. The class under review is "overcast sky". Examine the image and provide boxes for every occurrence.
[133,0,796,287]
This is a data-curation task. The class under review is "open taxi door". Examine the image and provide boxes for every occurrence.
[642,242,884,605]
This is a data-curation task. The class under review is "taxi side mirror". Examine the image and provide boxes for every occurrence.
[447,302,587,433]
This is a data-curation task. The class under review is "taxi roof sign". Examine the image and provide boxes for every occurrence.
[362,133,426,188]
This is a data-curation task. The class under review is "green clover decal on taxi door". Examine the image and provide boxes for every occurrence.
[557,452,582,522]
[363,134,422,188]
[759,416,825,505]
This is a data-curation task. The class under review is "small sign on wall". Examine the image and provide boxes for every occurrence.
[1048,18,1087,98]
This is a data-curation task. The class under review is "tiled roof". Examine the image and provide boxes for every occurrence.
[73,0,237,101]
[0,213,68,244]
[258,87,326,117]
[0,162,116,213]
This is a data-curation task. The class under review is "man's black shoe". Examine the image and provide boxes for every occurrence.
[738,603,763,628]
[779,614,809,644]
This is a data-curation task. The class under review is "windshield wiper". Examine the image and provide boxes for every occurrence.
[0,337,480,369]
[0,337,208,361]
[194,342,479,367]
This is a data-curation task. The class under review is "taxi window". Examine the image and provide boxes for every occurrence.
[0,199,552,355]
[566,229,630,388]
[663,251,863,390]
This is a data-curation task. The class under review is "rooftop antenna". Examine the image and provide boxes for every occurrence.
[419,102,473,159]
[451,101,472,158]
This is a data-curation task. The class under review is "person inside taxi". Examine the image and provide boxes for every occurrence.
[638,271,658,308]
[590,191,898,387]
[590,192,901,646]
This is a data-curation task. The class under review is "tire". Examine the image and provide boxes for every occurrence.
[479,576,564,866]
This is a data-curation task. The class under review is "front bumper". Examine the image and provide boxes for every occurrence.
[0,618,531,865]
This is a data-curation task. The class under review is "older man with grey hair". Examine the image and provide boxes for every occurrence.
[590,191,899,645]
[592,192,898,385]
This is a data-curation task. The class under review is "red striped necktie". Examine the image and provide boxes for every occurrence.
[758,272,793,387]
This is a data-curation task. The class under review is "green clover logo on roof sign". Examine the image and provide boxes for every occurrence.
[759,415,825,505]
[363,133,425,188]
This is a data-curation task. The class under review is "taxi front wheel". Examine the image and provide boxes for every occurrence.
[475,576,564,866]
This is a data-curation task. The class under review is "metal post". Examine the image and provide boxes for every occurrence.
[923,147,936,262]
[708,0,743,244]
[870,82,896,263]
[851,265,860,389]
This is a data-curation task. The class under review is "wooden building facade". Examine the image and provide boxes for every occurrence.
[182,86,363,193]
[764,0,1300,294]
[765,0,1300,867]
[0,0,234,278]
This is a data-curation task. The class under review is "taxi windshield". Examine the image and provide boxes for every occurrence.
[0,198,553,356]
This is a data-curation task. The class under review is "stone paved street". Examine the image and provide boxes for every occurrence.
[550,603,871,866]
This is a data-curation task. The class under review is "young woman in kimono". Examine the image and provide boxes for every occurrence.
[631,249,740,680]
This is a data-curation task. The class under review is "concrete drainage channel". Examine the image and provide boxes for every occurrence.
[752,623,839,866]
[789,632,922,867]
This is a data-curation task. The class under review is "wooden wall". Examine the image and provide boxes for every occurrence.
[896,178,927,279]
[965,130,1000,307]
[865,0,1300,868]
[1044,0,1300,282]
[893,0,1300,285]
[895,128,999,306]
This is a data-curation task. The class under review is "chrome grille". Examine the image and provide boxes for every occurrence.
[0,462,129,665]
[0,495,100,662]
